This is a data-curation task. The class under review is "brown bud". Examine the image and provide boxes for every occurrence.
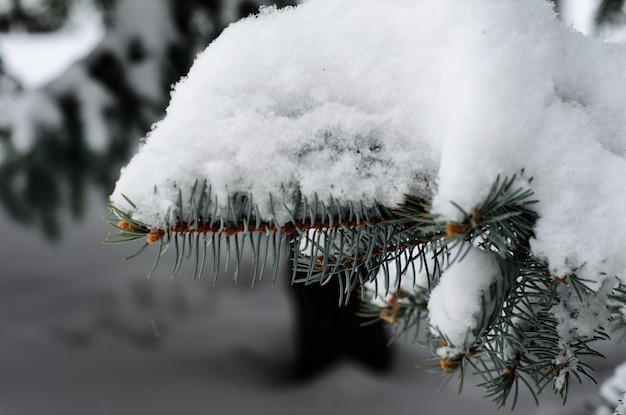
[147,229,165,244]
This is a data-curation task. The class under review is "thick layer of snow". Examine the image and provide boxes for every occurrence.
[111,0,626,287]
[111,0,445,226]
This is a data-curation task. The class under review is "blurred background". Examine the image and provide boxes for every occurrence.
[0,0,625,414]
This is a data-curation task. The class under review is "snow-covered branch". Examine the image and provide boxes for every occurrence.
[106,0,626,408]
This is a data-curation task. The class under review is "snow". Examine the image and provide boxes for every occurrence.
[550,279,613,393]
[598,361,626,414]
[0,1,111,154]
[0,3,104,89]
[428,246,502,347]
[111,0,443,226]
[110,0,626,289]
[551,278,613,344]
[560,0,601,34]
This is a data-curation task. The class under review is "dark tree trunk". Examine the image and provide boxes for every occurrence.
[596,0,626,28]
[287,253,393,381]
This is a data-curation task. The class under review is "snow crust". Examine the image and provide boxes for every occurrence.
[112,0,626,284]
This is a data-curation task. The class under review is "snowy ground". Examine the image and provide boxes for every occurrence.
[0,190,623,415]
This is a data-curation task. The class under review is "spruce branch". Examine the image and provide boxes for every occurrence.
[106,173,624,408]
